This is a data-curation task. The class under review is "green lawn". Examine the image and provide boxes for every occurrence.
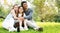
[0,22,60,33]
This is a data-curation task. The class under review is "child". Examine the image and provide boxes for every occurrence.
[18,6,28,31]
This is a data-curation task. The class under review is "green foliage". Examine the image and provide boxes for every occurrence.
[33,0,45,22]
[54,0,60,22]
[0,0,59,22]
[56,0,60,8]
[0,5,10,18]
[0,18,4,22]
[33,0,58,22]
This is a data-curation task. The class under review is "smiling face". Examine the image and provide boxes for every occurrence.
[19,7,23,13]
[13,5,18,11]
[23,3,28,9]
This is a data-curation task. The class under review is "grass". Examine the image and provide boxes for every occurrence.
[0,21,60,33]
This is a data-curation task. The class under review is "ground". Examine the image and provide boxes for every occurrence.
[0,22,60,33]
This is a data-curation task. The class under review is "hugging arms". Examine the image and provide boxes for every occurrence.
[2,1,43,32]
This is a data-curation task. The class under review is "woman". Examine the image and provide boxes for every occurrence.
[18,6,28,31]
[2,4,19,32]
[2,4,28,32]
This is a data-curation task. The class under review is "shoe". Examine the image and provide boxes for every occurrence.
[37,27,43,31]
[9,27,12,32]
[20,27,24,31]
[24,27,28,30]
[9,27,17,32]
[14,28,17,31]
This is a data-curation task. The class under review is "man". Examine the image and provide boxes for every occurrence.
[20,1,43,31]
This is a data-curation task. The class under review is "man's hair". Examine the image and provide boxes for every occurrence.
[21,1,27,7]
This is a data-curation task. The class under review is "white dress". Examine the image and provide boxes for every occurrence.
[2,12,28,31]
[2,12,15,31]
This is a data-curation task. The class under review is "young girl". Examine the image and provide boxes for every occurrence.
[18,6,28,31]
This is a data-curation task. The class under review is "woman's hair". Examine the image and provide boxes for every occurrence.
[18,6,22,9]
[12,4,18,9]
[21,1,27,7]
[18,6,24,27]
[18,6,24,17]
[12,4,19,17]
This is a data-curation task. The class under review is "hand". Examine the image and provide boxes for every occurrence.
[18,17,24,20]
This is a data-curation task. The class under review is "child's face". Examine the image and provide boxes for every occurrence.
[19,7,23,13]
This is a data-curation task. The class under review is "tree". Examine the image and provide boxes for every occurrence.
[33,0,58,22]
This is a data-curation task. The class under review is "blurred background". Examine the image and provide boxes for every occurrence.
[0,0,60,22]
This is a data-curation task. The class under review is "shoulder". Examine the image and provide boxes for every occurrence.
[28,8,33,12]
[11,9,15,13]
[10,9,15,14]
[28,8,33,11]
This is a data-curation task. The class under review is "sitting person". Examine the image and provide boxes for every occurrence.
[20,1,43,31]
[11,4,28,31]
[18,6,28,31]
[2,4,19,32]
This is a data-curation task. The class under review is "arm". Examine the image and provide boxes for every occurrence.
[11,10,18,20]
[24,9,33,19]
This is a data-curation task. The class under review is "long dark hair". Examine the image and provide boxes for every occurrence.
[18,6,24,17]
[18,6,24,27]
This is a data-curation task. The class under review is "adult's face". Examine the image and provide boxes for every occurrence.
[14,5,18,11]
[23,3,28,9]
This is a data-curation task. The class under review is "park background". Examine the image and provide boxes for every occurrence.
[0,0,60,33]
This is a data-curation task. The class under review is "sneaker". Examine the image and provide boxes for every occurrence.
[37,27,43,31]
[20,27,24,31]
[9,27,16,32]
[14,28,17,31]
[24,27,28,30]
[34,27,43,31]
[9,27,12,32]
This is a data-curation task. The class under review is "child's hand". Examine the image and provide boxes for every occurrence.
[18,17,24,20]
